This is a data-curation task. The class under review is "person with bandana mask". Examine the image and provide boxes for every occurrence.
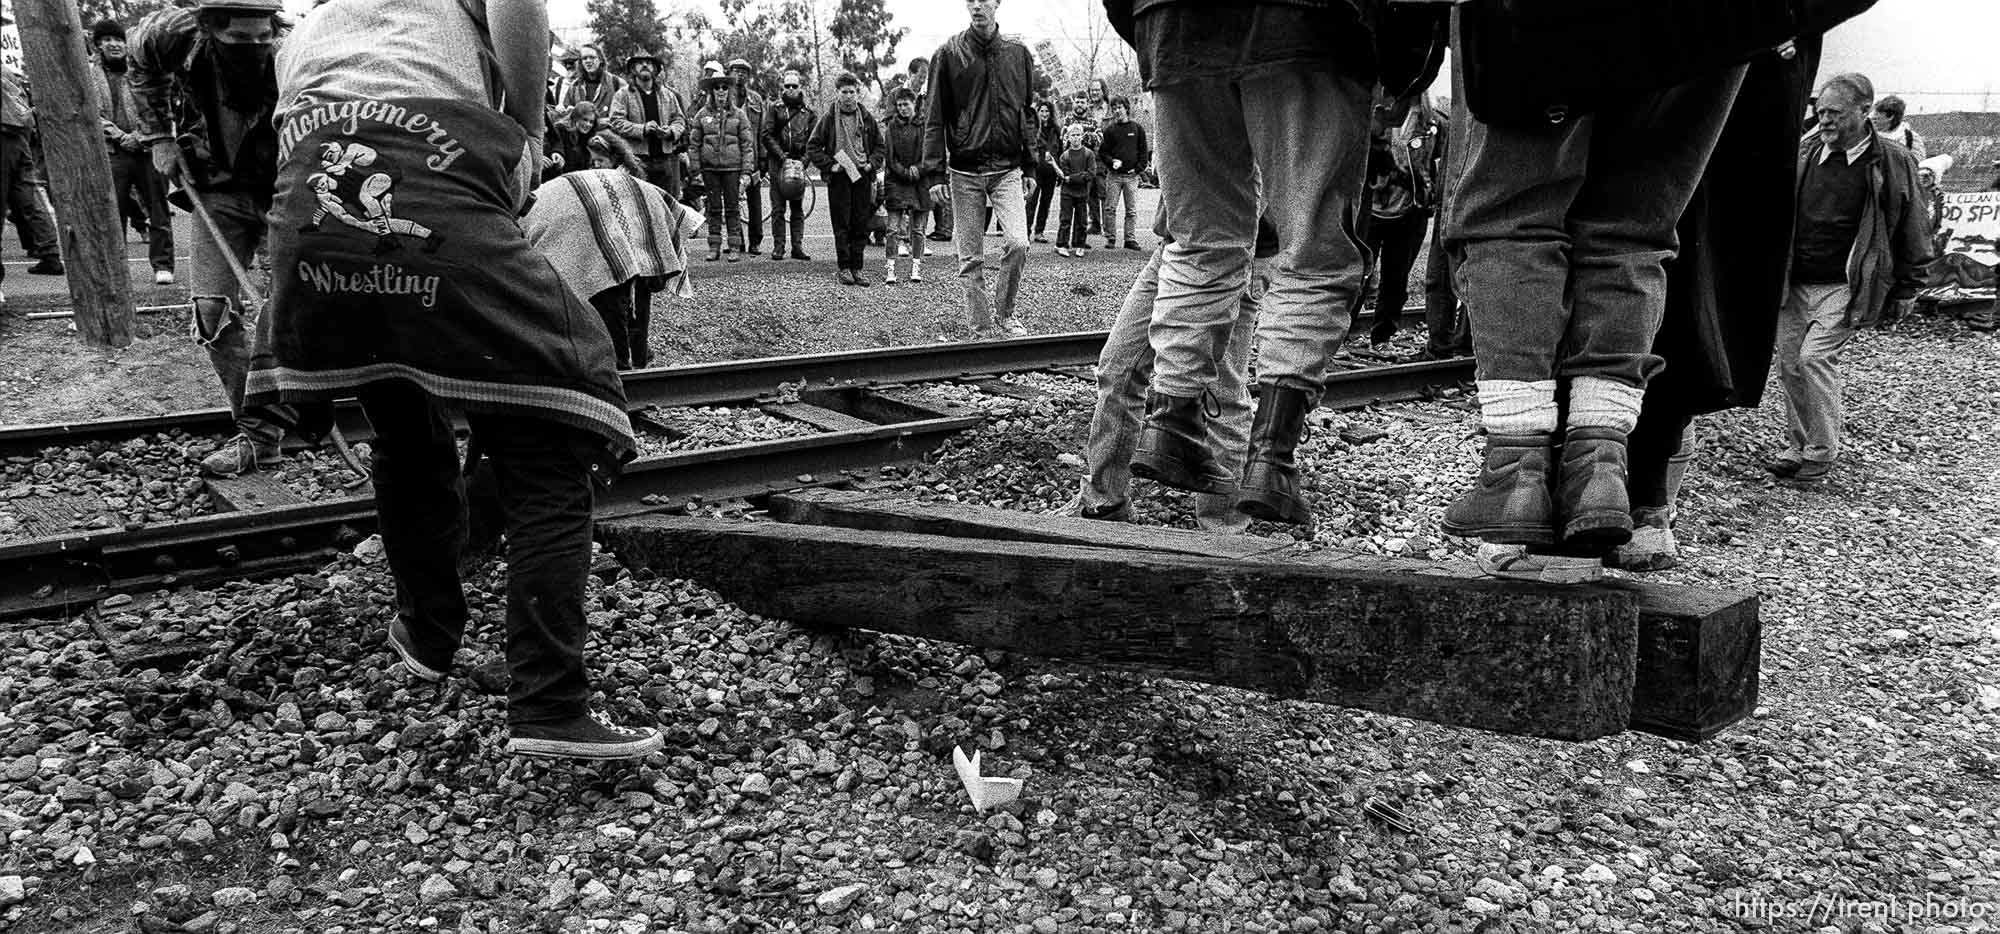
[761,69,816,262]
[560,45,622,120]
[89,18,177,286]
[128,0,301,478]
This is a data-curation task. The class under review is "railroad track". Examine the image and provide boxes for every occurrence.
[0,332,1472,621]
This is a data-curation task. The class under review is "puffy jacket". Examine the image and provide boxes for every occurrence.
[1793,133,1936,328]
[607,80,686,157]
[762,98,817,169]
[692,104,757,173]
[921,27,1036,176]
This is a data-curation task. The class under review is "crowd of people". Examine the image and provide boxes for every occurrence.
[0,0,1986,759]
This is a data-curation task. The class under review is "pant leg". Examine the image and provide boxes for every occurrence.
[1033,164,1058,234]
[1555,65,1748,387]
[769,180,789,249]
[702,169,725,250]
[1241,68,1374,391]
[9,158,58,260]
[1149,78,1258,398]
[847,174,877,269]
[1421,210,1465,355]
[1195,256,1269,532]
[0,131,20,288]
[988,169,1029,320]
[718,171,744,251]
[952,171,994,328]
[1080,246,1164,512]
[357,383,471,659]
[828,174,857,268]
[589,283,633,368]
[464,411,599,726]
[744,174,763,250]
[189,189,286,446]
[1627,403,1695,510]
[139,159,175,273]
[1370,211,1428,342]
[788,195,806,251]
[1777,282,1855,463]
[628,280,653,367]
[1088,172,1105,235]
[1118,175,1140,243]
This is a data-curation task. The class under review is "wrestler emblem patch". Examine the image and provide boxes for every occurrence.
[300,141,444,254]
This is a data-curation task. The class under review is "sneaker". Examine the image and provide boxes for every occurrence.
[852,270,871,287]
[1055,247,1070,257]
[200,433,282,477]
[1124,240,1141,251]
[725,250,741,263]
[770,251,786,262]
[28,258,63,275]
[884,267,898,284]
[505,712,665,760]
[706,248,722,262]
[153,269,176,285]
[386,616,449,682]
[1056,493,1131,522]
[927,231,950,242]
[1764,457,1802,478]
[1032,234,1049,244]
[910,262,923,282]
[1609,507,1678,572]
[791,248,811,261]
[1475,543,1605,584]
[1790,460,1831,482]
[971,326,1006,341]
[1000,317,1028,337]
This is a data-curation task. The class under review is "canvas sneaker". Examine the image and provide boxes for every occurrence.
[1608,506,1678,572]
[506,713,664,760]
[1000,317,1028,337]
[200,434,283,477]
[386,616,449,682]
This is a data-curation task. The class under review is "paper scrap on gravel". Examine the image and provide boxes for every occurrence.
[953,746,1021,813]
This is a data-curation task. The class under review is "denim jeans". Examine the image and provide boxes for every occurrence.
[950,169,1029,328]
[1422,210,1471,357]
[358,381,598,726]
[1775,281,1855,464]
[702,169,744,251]
[886,208,926,261]
[1104,172,1141,244]
[1079,247,1263,531]
[110,147,174,273]
[1444,64,1747,388]
[1149,66,1372,399]
[189,187,287,446]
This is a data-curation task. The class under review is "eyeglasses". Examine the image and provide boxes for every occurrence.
[783,83,799,89]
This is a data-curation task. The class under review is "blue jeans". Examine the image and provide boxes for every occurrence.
[1148,66,1372,398]
[189,187,288,446]
[1103,172,1141,243]
[1080,247,1264,532]
[1444,63,1747,388]
[950,169,1029,328]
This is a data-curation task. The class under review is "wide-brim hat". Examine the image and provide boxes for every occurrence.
[726,58,752,73]
[196,0,283,11]
[626,50,662,69]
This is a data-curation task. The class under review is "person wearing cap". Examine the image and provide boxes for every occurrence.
[89,18,177,286]
[127,0,301,478]
[607,48,685,199]
[761,68,816,261]
[560,44,622,118]
[248,0,665,760]
[726,58,767,256]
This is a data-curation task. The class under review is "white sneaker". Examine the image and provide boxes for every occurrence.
[910,260,923,282]
[1609,507,1679,571]
[153,269,176,285]
[1475,543,1605,584]
[884,265,898,284]
[1056,247,1071,257]
[1000,317,1028,338]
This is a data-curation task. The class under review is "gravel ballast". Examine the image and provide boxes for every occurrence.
[0,243,1996,933]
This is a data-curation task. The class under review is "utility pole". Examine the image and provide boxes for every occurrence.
[15,0,135,348]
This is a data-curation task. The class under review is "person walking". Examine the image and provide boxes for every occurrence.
[129,0,302,477]
[761,69,815,262]
[880,87,930,284]
[692,76,757,262]
[923,0,1036,338]
[1096,96,1147,250]
[809,73,885,285]
[89,18,176,286]
[1766,72,1933,483]
[248,0,663,759]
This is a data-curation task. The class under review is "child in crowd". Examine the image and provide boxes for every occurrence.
[1056,125,1094,257]
[881,87,929,284]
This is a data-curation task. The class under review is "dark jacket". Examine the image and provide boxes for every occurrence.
[1057,146,1096,198]
[1097,117,1148,175]
[921,27,1036,176]
[807,103,886,181]
[543,121,598,181]
[1794,132,1935,328]
[762,98,818,170]
[126,6,279,193]
[883,112,930,211]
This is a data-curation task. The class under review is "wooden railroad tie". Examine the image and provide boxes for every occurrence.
[598,489,1758,744]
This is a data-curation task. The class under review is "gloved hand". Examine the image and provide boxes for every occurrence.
[151,140,180,179]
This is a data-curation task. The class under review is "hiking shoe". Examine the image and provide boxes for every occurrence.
[836,269,855,286]
[852,270,872,287]
[1000,317,1028,337]
[1791,460,1831,482]
[506,713,665,760]
[1764,457,1802,478]
[1441,433,1557,545]
[770,251,786,262]
[1476,543,1605,584]
[153,269,176,285]
[1556,427,1633,549]
[200,434,282,477]
[1608,506,1678,572]
[386,616,449,682]
[28,258,63,275]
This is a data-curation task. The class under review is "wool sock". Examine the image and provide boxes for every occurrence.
[1566,376,1647,434]
[1475,379,1558,435]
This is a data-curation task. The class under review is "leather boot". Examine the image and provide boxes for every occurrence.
[1557,426,1633,549]
[1130,391,1234,494]
[1440,433,1557,545]
[1235,381,1315,525]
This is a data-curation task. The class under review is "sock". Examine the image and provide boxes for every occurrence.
[1566,376,1646,434]
[1475,379,1558,435]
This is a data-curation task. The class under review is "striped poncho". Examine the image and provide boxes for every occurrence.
[524,169,705,303]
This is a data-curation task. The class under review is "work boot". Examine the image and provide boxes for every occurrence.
[1440,433,1557,546]
[1557,426,1633,549]
[1130,390,1235,494]
[1235,381,1316,526]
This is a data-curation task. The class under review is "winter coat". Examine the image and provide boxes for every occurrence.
[883,113,931,211]
[762,99,817,170]
[807,103,886,182]
[607,80,687,158]
[1794,132,1936,328]
[692,104,757,173]
[733,86,767,145]
[921,27,1036,176]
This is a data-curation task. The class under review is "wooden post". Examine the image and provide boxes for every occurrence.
[15,0,134,348]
